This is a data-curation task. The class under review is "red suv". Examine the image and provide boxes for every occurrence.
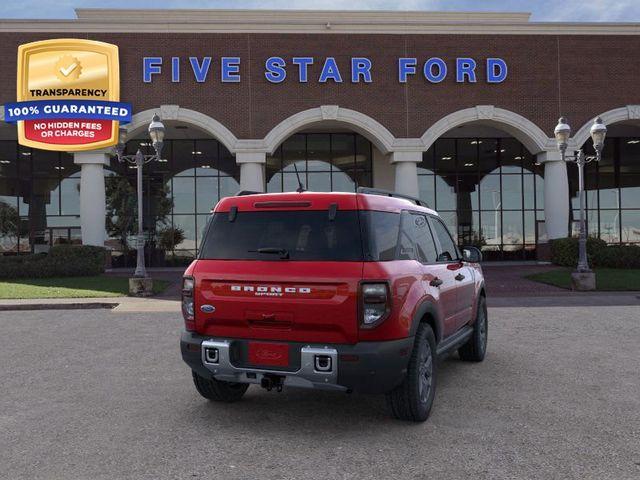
[180,188,487,422]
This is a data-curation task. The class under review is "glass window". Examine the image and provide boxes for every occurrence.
[0,141,18,177]
[196,177,218,214]
[173,140,195,176]
[477,139,499,174]
[307,134,331,171]
[502,211,524,248]
[60,177,80,215]
[500,138,523,174]
[435,176,456,211]
[266,133,372,193]
[434,139,456,176]
[479,175,501,211]
[172,177,195,214]
[599,210,620,243]
[620,174,640,209]
[430,216,458,262]
[502,175,523,210]
[621,210,640,243]
[418,175,435,207]
[457,138,478,173]
[408,213,438,263]
[200,211,363,261]
[172,214,196,251]
[361,211,400,261]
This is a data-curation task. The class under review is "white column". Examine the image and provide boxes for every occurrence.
[391,151,422,198]
[538,151,569,239]
[237,151,266,192]
[74,151,110,246]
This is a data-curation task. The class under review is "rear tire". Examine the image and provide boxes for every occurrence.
[385,323,437,422]
[192,371,249,402]
[458,295,488,362]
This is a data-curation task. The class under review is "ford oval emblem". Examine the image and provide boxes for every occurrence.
[200,304,216,313]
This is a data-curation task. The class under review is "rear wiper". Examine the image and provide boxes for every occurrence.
[249,247,290,259]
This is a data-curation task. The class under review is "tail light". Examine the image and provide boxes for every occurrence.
[359,282,391,328]
[182,276,195,331]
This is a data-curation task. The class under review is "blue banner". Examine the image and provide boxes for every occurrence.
[4,100,132,123]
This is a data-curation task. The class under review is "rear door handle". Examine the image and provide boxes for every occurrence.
[455,273,465,281]
[429,277,443,287]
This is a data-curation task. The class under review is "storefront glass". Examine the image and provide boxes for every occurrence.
[418,137,544,260]
[569,137,640,244]
[266,133,373,193]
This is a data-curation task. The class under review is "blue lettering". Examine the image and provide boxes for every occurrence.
[487,58,508,83]
[424,58,447,83]
[351,57,372,83]
[143,57,162,83]
[456,58,477,83]
[171,57,180,83]
[189,57,211,83]
[398,58,417,83]
[319,57,342,83]
[292,57,314,82]
[265,56,287,83]
[221,57,241,83]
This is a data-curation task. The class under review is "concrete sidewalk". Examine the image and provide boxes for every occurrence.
[0,296,180,313]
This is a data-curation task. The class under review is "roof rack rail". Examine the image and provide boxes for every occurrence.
[235,190,261,196]
[357,187,427,207]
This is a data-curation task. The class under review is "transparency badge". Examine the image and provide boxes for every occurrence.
[4,39,132,151]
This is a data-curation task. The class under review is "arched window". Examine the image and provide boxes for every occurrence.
[266,133,373,192]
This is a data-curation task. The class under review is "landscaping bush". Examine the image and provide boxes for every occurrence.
[0,245,107,279]
[550,237,640,268]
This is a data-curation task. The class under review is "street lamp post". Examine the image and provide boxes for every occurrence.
[553,116,607,289]
[113,114,165,293]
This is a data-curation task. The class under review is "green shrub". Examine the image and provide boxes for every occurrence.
[0,245,106,279]
[550,237,640,269]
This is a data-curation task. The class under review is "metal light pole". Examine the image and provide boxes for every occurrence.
[114,114,166,279]
[554,116,607,278]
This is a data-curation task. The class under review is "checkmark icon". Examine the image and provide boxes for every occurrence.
[55,55,82,82]
[59,62,78,77]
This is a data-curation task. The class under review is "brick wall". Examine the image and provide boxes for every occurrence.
[1,32,638,140]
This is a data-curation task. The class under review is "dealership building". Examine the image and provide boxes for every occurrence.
[0,9,639,264]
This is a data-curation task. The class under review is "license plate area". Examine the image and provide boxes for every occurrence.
[247,341,290,368]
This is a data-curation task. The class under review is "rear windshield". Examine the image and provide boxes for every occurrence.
[200,210,364,261]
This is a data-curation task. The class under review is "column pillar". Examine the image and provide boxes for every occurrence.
[538,151,569,239]
[236,151,266,192]
[391,151,422,198]
[74,150,110,246]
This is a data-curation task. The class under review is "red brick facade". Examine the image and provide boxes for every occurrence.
[1,32,639,140]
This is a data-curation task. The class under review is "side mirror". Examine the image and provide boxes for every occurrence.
[462,246,482,263]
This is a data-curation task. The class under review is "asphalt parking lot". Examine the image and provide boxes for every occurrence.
[1,306,639,480]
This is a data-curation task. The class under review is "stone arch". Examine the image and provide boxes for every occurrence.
[262,105,396,155]
[420,105,553,154]
[127,105,239,154]
[572,105,640,148]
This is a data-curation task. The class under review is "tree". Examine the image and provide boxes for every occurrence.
[104,176,173,252]
[0,201,21,251]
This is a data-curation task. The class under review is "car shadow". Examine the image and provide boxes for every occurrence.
[180,352,487,433]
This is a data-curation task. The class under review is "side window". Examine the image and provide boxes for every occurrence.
[430,217,459,262]
[410,214,438,263]
[397,212,417,260]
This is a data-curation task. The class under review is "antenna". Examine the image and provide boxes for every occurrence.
[293,162,306,193]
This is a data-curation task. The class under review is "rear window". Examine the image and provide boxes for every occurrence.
[200,210,363,261]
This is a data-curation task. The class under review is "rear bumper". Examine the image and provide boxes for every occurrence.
[181,331,414,394]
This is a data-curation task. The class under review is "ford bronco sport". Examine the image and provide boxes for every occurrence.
[180,188,487,422]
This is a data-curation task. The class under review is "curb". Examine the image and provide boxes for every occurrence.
[0,302,119,312]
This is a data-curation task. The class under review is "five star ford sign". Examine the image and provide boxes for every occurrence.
[4,39,132,152]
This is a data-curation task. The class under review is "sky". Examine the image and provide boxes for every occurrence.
[1,0,639,22]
